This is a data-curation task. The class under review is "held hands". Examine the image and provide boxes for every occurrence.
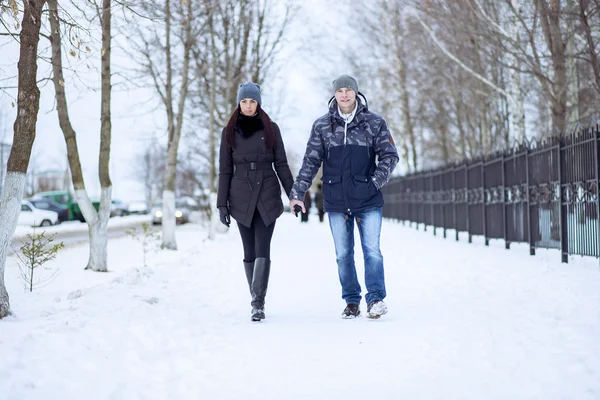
[289,200,306,217]
[218,206,230,227]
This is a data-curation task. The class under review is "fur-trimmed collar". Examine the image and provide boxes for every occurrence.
[237,113,263,137]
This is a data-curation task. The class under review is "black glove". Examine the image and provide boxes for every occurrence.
[218,207,230,227]
[293,204,303,217]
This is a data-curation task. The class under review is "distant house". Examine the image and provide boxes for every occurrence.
[0,142,69,196]
[29,169,69,195]
[37,170,67,191]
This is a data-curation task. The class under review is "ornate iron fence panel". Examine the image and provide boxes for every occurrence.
[504,146,529,248]
[381,123,600,263]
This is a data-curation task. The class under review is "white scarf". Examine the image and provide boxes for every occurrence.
[338,102,357,145]
[338,102,358,124]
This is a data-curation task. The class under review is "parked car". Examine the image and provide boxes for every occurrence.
[127,200,150,215]
[35,190,100,222]
[110,199,129,217]
[18,200,59,227]
[151,200,191,225]
[27,197,69,223]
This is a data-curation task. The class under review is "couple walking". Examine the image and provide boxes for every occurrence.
[217,75,399,322]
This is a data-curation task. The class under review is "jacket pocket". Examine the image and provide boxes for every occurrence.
[321,175,343,205]
[349,174,375,200]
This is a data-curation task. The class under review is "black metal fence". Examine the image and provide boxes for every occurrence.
[381,123,600,263]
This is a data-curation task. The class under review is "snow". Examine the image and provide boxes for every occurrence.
[1,213,599,399]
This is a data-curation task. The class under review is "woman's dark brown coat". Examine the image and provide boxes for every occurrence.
[217,119,294,228]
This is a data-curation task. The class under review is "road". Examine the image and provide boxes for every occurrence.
[9,216,152,256]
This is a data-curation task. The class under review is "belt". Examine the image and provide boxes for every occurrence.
[234,162,273,171]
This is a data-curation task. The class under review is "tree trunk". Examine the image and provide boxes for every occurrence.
[162,0,177,249]
[48,0,85,192]
[579,0,600,96]
[566,0,579,126]
[49,0,111,271]
[538,0,568,132]
[508,0,526,141]
[162,0,193,250]
[393,11,417,171]
[207,6,218,240]
[88,0,114,271]
[81,187,109,271]
[0,0,47,319]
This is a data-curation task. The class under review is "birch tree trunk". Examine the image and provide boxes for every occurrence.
[565,0,579,126]
[507,0,526,141]
[162,0,193,250]
[207,4,218,241]
[88,0,113,271]
[392,8,418,171]
[0,0,47,318]
[48,0,111,271]
[538,0,568,132]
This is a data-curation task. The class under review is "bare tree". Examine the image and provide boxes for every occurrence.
[350,0,417,171]
[0,0,47,319]
[127,0,195,250]
[354,0,506,167]
[578,0,600,100]
[351,0,599,173]
[48,0,113,271]
[134,141,165,206]
[160,0,193,250]
[185,0,294,237]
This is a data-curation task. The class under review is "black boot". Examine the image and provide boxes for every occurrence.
[243,261,253,291]
[251,258,270,321]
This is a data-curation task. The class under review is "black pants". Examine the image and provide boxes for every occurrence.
[301,211,309,222]
[318,208,324,222]
[237,210,276,262]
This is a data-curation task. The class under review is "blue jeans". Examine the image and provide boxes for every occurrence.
[328,207,386,305]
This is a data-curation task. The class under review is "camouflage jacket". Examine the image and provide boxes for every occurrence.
[290,96,399,213]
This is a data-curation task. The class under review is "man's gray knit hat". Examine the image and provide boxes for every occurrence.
[237,82,262,105]
[332,74,358,93]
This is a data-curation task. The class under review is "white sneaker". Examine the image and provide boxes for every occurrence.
[366,300,387,319]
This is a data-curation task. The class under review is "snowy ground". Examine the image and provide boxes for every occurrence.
[1,212,599,400]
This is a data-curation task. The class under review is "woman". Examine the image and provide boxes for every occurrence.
[217,82,294,322]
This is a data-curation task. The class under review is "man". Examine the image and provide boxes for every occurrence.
[290,74,399,319]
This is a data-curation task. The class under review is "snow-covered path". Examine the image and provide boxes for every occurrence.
[1,213,599,399]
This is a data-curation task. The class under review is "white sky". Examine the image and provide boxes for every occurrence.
[0,0,362,202]
[2,213,600,399]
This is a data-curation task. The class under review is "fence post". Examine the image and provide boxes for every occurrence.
[502,154,509,249]
[483,161,489,246]
[400,176,410,227]
[408,176,412,229]
[557,137,569,263]
[421,174,426,231]
[443,170,447,239]
[431,172,436,236]
[416,175,420,230]
[454,165,458,241]
[595,124,600,265]
[526,145,535,256]
[467,164,472,243]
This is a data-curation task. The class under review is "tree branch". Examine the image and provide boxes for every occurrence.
[0,16,20,43]
[412,10,514,103]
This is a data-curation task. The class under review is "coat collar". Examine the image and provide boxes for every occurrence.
[328,95,368,125]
